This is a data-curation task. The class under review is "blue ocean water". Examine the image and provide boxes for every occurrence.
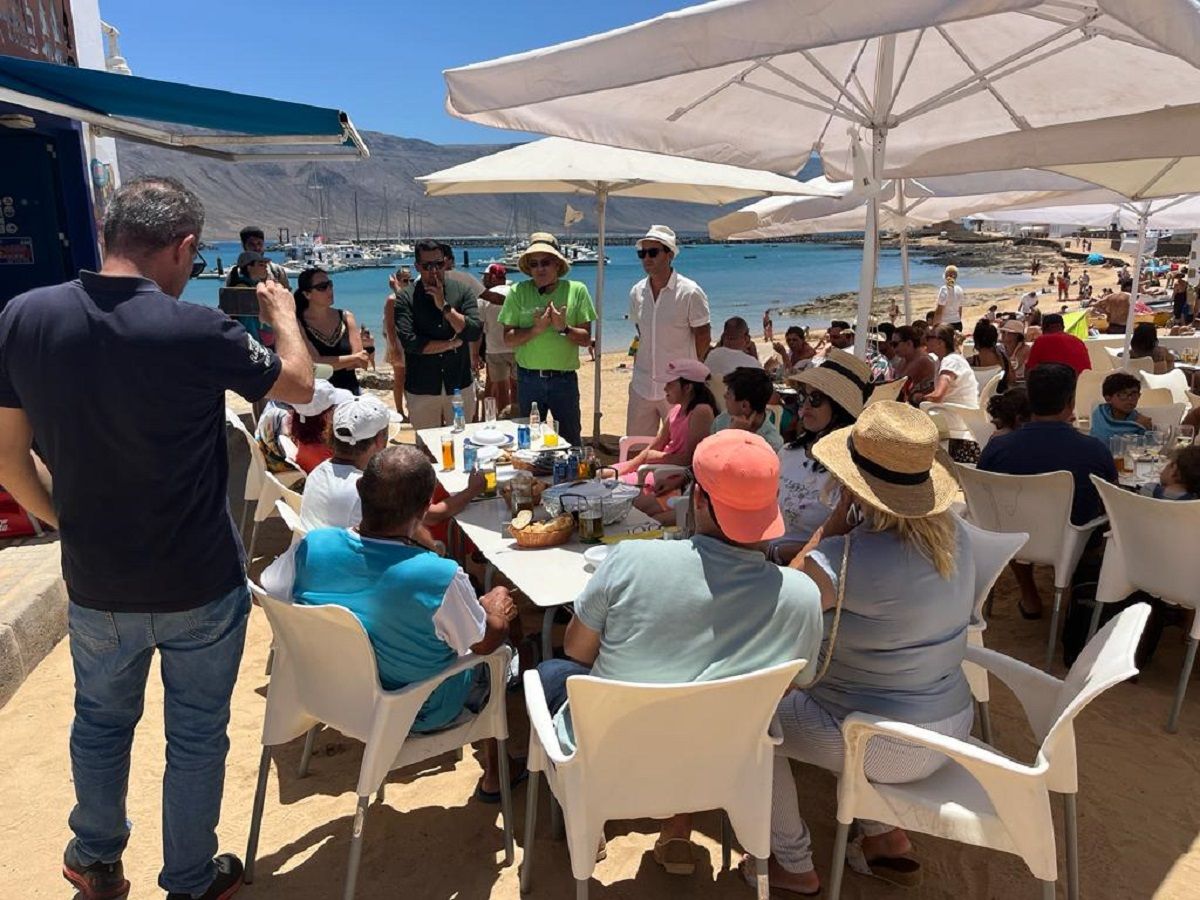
[182,241,1029,351]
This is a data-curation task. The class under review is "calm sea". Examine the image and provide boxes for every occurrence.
[183,241,1030,351]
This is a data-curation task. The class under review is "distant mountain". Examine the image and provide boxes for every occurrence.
[116,130,817,240]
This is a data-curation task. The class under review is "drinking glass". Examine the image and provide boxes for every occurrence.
[440,435,455,471]
[578,497,605,544]
[484,396,498,422]
[483,462,498,496]
[1178,424,1196,446]
[1109,435,1130,474]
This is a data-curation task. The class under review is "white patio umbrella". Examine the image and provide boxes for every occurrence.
[708,170,1103,319]
[884,104,1200,352]
[417,137,832,441]
[444,0,1200,356]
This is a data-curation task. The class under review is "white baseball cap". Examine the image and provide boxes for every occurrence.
[332,394,391,444]
[636,225,679,256]
[291,379,353,421]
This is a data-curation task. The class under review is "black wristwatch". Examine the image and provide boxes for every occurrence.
[559,326,571,336]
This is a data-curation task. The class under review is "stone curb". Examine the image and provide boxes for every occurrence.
[0,550,67,710]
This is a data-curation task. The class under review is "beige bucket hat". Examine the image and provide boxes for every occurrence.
[518,232,571,277]
[811,401,958,518]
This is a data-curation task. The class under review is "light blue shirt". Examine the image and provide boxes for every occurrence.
[809,519,974,724]
[556,534,823,749]
[711,411,785,451]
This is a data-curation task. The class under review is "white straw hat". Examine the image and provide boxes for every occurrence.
[636,225,679,255]
[786,349,872,418]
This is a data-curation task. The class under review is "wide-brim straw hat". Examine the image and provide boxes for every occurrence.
[812,401,958,519]
[518,232,571,277]
[786,348,872,418]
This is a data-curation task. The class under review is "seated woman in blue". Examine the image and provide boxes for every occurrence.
[262,444,522,801]
[1090,371,1150,442]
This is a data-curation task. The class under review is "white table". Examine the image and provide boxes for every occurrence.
[416,420,662,659]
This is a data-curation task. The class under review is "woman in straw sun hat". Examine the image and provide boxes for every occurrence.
[754,401,976,896]
[769,348,870,563]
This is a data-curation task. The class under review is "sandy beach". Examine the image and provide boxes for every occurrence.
[6,237,1197,900]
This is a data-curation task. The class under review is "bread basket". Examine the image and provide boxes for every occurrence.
[509,513,575,549]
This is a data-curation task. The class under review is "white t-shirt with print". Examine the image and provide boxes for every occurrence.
[775,445,839,544]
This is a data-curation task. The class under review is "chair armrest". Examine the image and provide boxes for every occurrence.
[1068,514,1107,536]
[963,644,1063,740]
[384,646,511,705]
[522,669,574,767]
[635,463,689,487]
[618,435,655,463]
[279,434,299,460]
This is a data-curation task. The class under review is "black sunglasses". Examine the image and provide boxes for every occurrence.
[636,247,664,259]
[310,280,334,292]
[190,250,208,280]
[418,259,446,271]
[796,389,828,408]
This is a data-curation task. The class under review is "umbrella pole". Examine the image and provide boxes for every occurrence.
[1123,205,1149,358]
[854,35,896,358]
[592,189,607,445]
[897,182,912,322]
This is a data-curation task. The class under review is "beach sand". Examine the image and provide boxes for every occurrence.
[7,240,1197,900]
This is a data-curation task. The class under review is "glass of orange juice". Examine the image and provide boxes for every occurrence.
[440,435,455,470]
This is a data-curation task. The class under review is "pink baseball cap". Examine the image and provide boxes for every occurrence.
[654,358,711,383]
[691,431,785,543]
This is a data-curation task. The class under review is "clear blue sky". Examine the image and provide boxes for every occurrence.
[99,0,694,145]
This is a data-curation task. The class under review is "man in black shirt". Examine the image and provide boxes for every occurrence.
[0,177,313,900]
[394,239,483,430]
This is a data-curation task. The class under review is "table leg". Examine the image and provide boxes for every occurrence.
[541,607,555,662]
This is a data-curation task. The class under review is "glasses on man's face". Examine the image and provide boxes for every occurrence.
[797,389,828,409]
[418,258,446,272]
[1113,389,1141,401]
[190,249,208,280]
[528,256,558,270]
[636,247,663,259]
[310,280,334,292]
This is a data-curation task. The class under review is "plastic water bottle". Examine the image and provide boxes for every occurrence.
[529,402,541,439]
[451,389,465,432]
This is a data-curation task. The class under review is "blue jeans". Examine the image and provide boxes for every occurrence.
[67,583,250,895]
[536,658,592,714]
[518,369,582,447]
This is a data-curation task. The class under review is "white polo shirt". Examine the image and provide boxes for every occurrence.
[937,283,966,324]
[629,270,711,401]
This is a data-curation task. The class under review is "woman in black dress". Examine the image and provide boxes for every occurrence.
[294,267,366,395]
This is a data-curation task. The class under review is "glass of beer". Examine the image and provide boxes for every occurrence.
[579,497,605,544]
[440,435,455,470]
[483,462,498,496]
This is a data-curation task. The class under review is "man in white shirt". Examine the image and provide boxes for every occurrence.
[300,394,392,531]
[933,265,965,330]
[1018,290,1040,320]
[703,317,764,412]
[627,225,711,435]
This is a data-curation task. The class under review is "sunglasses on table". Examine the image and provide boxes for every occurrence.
[310,280,334,292]
[636,247,664,259]
[796,389,829,408]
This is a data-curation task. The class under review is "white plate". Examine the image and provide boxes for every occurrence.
[472,428,512,446]
[583,545,609,567]
[476,445,502,464]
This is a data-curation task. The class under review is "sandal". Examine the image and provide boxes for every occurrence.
[473,758,528,804]
[653,837,697,876]
[844,831,922,888]
[738,856,819,897]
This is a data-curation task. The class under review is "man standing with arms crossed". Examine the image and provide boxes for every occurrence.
[627,225,711,436]
[0,177,314,900]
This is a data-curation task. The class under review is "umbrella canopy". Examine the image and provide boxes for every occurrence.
[418,137,827,441]
[983,197,1200,231]
[444,0,1200,353]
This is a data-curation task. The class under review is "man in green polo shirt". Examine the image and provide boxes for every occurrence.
[499,233,596,446]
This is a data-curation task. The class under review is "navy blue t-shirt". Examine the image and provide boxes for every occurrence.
[977,420,1118,526]
[0,272,281,612]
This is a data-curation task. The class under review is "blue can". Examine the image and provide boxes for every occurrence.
[553,458,570,484]
[463,442,478,472]
[567,452,579,477]
[517,424,531,450]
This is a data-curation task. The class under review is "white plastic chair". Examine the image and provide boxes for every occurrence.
[920,402,994,448]
[1136,387,1174,407]
[1072,369,1107,420]
[1138,402,1187,427]
[248,471,305,561]
[520,659,806,900]
[1087,343,1117,371]
[617,435,655,463]
[226,406,303,541]
[978,371,1004,409]
[244,586,516,900]
[827,604,1150,900]
[957,518,1030,745]
[765,403,783,431]
[1138,368,1191,405]
[866,376,906,406]
[274,498,307,545]
[1122,356,1156,375]
[1089,476,1200,732]
[955,466,1107,668]
[970,365,1001,396]
[635,463,692,531]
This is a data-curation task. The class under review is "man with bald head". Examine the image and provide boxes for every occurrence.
[263,445,520,796]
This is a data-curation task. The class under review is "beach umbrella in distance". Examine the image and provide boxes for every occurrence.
[708,170,1108,319]
[443,0,1200,354]
[883,104,1200,351]
[417,136,832,442]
